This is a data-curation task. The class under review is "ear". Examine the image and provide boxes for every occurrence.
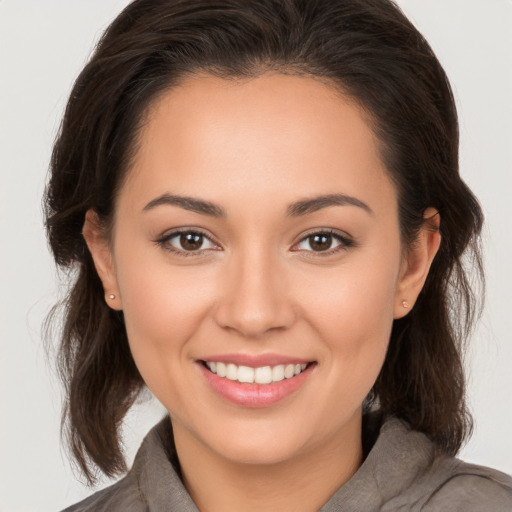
[82,209,122,311]
[394,207,441,319]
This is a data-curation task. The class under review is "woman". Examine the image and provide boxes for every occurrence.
[44,0,512,510]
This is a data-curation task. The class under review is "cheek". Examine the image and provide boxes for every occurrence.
[114,247,217,379]
[300,250,399,335]
[297,251,399,396]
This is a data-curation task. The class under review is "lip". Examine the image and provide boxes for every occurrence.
[200,353,312,367]
[198,358,316,408]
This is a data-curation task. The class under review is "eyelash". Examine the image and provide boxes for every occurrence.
[154,228,220,257]
[154,228,355,257]
[291,229,355,256]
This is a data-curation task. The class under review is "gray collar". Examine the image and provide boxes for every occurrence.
[131,414,434,512]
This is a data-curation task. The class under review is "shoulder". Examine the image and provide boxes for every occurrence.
[381,434,512,511]
[60,416,198,512]
[369,416,512,511]
[60,472,145,512]
[417,457,512,511]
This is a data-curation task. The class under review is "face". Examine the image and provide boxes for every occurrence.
[87,73,432,466]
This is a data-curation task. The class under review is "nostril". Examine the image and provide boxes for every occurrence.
[213,300,297,338]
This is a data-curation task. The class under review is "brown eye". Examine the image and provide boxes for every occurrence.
[157,230,218,254]
[180,232,204,251]
[308,233,333,251]
[293,231,352,254]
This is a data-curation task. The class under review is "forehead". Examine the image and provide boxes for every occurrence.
[122,72,396,217]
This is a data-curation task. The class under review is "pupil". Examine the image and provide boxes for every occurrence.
[180,233,202,250]
[310,234,332,251]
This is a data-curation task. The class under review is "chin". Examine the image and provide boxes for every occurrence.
[210,434,307,466]
[173,411,312,466]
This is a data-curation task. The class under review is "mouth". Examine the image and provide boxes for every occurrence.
[202,360,311,384]
[198,357,317,408]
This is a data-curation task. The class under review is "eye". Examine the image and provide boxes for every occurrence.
[293,230,353,253]
[156,229,220,254]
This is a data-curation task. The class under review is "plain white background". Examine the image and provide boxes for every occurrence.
[1,1,511,510]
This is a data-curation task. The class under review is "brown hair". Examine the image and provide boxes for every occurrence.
[45,0,483,484]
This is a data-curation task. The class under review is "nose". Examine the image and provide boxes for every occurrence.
[213,248,296,338]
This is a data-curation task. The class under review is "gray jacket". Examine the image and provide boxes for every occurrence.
[62,414,512,511]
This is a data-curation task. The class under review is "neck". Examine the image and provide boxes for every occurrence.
[172,414,363,512]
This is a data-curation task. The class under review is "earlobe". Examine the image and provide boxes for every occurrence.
[82,210,122,310]
[394,207,441,319]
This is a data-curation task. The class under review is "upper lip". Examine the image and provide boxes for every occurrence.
[199,353,315,367]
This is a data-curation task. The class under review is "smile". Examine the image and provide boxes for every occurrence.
[199,358,316,408]
[204,361,309,384]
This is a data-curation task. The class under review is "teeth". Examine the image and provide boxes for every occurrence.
[272,365,285,382]
[284,364,295,379]
[254,366,273,384]
[205,361,309,384]
[237,365,255,383]
[216,362,227,377]
[226,363,238,380]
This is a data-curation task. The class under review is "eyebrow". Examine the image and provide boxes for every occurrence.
[142,192,373,218]
[143,193,226,217]
[286,194,373,217]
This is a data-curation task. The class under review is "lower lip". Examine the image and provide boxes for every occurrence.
[199,363,314,408]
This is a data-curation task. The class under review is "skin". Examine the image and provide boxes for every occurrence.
[84,73,440,512]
